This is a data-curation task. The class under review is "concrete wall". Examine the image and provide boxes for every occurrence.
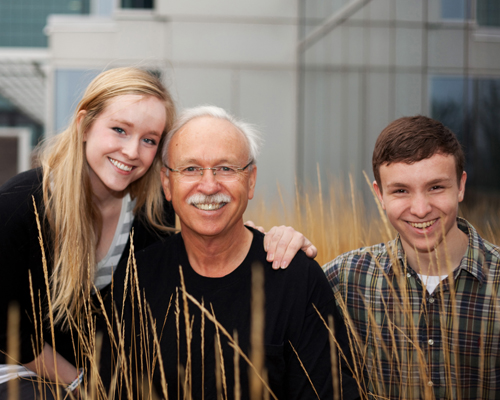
[44,0,500,203]
[46,0,300,202]
[299,0,500,198]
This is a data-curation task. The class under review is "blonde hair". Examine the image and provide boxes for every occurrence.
[37,67,176,327]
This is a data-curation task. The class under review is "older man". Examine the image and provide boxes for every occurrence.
[107,106,358,399]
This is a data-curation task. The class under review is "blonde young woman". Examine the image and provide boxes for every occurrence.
[0,67,315,399]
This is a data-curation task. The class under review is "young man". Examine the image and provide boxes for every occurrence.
[323,116,500,399]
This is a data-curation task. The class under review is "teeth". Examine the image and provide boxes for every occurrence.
[109,158,133,172]
[409,219,437,229]
[194,203,225,211]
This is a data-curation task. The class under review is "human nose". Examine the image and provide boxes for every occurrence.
[410,193,432,218]
[197,168,220,192]
[122,138,140,160]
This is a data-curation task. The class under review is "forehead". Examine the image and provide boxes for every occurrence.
[102,94,146,114]
[168,116,249,162]
[379,153,458,187]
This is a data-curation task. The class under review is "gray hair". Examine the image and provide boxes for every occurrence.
[162,105,263,166]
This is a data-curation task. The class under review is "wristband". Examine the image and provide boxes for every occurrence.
[65,368,84,393]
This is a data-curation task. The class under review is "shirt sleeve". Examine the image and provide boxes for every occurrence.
[285,259,360,400]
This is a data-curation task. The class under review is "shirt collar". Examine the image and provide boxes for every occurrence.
[456,217,487,284]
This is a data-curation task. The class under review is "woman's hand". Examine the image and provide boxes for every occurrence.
[24,343,79,386]
[245,221,317,269]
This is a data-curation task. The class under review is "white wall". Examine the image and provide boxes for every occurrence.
[299,0,500,199]
[46,0,300,202]
[45,0,500,204]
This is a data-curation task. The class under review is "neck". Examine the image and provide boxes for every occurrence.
[181,223,253,277]
[92,190,125,208]
[403,227,469,276]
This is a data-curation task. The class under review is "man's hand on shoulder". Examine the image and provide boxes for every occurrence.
[244,221,317,269]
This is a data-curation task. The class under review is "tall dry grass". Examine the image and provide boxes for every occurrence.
[4,177,500,400]
[245,174,500,265]
[246,174,500,399]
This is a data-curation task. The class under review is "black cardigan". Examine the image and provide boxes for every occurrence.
[0,168,174,366]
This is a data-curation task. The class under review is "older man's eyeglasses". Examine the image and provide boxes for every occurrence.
[165,162,253,182]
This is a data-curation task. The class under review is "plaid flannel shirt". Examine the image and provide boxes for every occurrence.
[323,218,500,400]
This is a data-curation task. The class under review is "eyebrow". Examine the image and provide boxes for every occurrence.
[386,177,452,189]
[111,118,162,137]
[426,177,453,185]
[177,158,235,165]
[110,118,133,128]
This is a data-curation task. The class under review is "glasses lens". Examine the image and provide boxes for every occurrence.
[175,166,247,182]
[216,167,238,182]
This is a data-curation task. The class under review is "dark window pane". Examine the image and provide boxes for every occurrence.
[431,76,500,195]
[121,0,153,9]
[477,0,500,27]
[0,137,19,186]
[430,76,469,142]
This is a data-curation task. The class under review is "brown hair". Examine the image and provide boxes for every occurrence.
[372,115,465,188]
[38,67,176,327]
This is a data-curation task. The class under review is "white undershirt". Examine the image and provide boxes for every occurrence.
[417,273,449,294]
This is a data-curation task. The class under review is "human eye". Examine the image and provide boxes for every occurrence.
[219,166,236,173]
[430,185,444,191]
[217,166,237,176]
[112,127,125,134]
[142,137,157,146]
[389,188,409,197]
[180,166,199,176]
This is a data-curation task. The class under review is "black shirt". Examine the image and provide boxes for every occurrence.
[103,228,359,399]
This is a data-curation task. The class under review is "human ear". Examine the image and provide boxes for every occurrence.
[161,167,172,201]
[247,165,257,200]
[373,180,386,210]
[77,110,88,141]
[458,171,467,202]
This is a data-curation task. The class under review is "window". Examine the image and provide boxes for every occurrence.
[431,76,500,193]
[441,0,500,27]
[477,0,500,27]
[121,0,153,9]
[441,0,472,20]
[54,69,99,133]
[0,0,89,47]
[0,128,32,186]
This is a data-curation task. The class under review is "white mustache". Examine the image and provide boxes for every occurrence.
[187,193,231,205]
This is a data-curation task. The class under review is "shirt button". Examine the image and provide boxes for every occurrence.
[428,339,434,345]
[407,273,411,278]
[428,381,433,387]
[428,298,435,303]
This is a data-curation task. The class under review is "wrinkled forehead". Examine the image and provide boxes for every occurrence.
[168,116,250,162]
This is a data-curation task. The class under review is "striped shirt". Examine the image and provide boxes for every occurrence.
[0,365,37,385]
[94,193,136,290]
[323,218,500,400]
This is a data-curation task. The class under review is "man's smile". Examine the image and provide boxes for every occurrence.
[192,202,226,211]
[187,193,231,211]
[407,219,438,229]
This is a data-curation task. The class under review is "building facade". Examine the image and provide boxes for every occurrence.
[0,0,499,204]
[299,0,500,204]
